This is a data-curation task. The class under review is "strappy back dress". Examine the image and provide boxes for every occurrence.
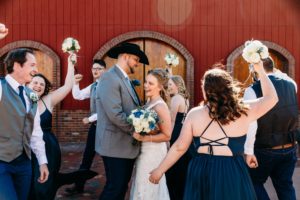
[183,118,257,200]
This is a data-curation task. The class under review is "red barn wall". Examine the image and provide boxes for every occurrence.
[1,0,300,141]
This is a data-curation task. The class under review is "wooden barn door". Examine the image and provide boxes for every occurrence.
[102,39,186,104]
[232,49,288,86]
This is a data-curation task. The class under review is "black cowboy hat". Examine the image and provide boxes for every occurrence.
[107,42,149,65]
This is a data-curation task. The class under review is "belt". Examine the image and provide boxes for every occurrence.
[271,142,297,149]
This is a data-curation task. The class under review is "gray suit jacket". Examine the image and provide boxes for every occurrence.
[95,66,140,159]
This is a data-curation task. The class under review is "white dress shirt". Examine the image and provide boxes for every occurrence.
[72,81,98,123]
[0,75,47,165]
[244,72,298,155]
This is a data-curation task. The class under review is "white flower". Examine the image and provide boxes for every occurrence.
[248,53,261,63]
[0,23,6,32]
[242,40,269,63]
[164,53,179,66]
[134,124,143,133]
[29,92,39,102]
[132,118,140,127]
[259,46,269,59]
[127,108,159,135]
[62,37,80,53]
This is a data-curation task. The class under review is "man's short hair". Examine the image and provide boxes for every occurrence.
[262,56,275,73]
[4,48,34,74]
[93,59,106,68]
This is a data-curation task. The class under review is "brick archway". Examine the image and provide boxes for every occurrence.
[226,41,296,79]
[93,31,195,105]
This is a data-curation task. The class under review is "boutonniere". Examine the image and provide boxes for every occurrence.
[29,92,39,103]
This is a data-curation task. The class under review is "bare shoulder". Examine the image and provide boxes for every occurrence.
[172,94,185,102]
[184,105,206,122]
[153,101,169,113]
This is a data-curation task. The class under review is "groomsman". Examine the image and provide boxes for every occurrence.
[95,42,148,200]
[0,48,49,200]
[65,59,106,194]
[244,56,298,200]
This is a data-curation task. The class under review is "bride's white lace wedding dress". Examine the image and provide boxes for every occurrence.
[130,100,170,200]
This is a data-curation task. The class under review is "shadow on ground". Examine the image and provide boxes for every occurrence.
[55,143,300,200]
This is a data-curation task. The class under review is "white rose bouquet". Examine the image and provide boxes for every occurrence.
[0,23,8,39]
[164,53,179,66]
[242,40,269,64]
[62,37,80,64]
[127,108,159,136]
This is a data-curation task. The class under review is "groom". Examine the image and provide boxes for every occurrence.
[95,42,149,200]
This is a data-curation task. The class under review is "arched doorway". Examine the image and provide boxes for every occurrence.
[227,41,295,86]
[94,31,195,105]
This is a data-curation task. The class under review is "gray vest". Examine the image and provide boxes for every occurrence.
[0,79,37,162]
[90,82,97,115]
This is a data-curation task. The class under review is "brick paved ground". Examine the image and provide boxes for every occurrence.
[55,143,300,200]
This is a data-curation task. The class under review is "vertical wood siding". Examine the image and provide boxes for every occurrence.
[0,0,300,109]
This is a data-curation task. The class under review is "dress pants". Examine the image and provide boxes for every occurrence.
[75,123,97,189]
[99,156,135,200]
[0,153,32,200]
[249,145,297,200]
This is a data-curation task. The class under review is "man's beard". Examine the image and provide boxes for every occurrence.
[129,66,135,74]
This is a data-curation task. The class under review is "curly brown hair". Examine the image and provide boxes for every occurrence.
[202,68,248,125]
[147,68,169,103]
[33,73,53,98]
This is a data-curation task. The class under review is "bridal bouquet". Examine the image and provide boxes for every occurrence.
[164,53,179,67]
[242,40,269,64]
[127,108,159,136]
[62,37,80,53]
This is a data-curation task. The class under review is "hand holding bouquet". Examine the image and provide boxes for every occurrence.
[62,37,80,64]
[128,108,160,145]
[127,108,159,135]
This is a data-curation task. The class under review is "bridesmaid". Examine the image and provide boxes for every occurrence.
[28,54,96,200]
[150,62,278,200]
[166,75,192,200]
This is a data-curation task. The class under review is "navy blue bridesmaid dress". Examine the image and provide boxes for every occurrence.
[183,118,257,200]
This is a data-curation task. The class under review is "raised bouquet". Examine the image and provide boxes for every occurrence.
[62,37,80,64]
[164,53,179,66]
[242,40,269,64]
[127,107,159,136]
[62,37,80,53]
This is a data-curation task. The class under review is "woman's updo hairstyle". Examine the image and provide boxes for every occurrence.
[169,75,189,100]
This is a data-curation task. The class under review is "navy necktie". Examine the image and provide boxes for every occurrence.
[126,77,140,105]
[18,86,26,109]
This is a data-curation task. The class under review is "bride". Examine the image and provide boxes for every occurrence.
[130,68,171,200]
